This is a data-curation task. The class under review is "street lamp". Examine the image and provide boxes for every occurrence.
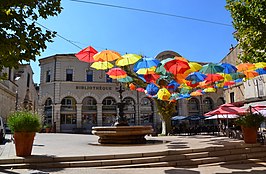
[113,83,129,126]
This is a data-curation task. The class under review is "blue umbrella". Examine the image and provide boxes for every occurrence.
[146,83,159,96]
[255,68,266,75]
[133,57,160,72]
[186,72,207,83]
[167,80,180,91]
[220,62,237,74]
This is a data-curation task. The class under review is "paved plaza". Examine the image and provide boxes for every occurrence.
[0,133,266,173]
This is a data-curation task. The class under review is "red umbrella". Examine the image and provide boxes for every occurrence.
[248,105,266,112]
[205,103,247,116]
[106,68,127,79]
[205,74,224,83]
[164,59,190,75]
[144,73,160,83]
[75,46,98,63]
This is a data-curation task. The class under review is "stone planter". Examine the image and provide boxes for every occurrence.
[242,126,258,144]
[14,132,35,157]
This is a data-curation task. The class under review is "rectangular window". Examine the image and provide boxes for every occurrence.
[66,69,73,81]
[86,70,93,82]
[46,70,51,82]
[106,74,112,83]
[230,92,234,103]
[27,73,30,87]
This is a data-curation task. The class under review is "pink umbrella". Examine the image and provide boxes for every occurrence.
[205,103,247,116]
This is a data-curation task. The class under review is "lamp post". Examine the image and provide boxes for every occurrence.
[114,83,129,126]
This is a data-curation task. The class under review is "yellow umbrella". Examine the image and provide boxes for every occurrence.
[218,73,233,82]
[136,67,156,74]
[203,87,216,93]
[90,61,113,70]
[93,50,121,62]
[115,54,141,66]
[254,62,266,69]
[157,88,171,101]
[185,62,203,74]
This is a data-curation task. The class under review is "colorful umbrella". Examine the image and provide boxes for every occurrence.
[254,62,266,69]
[134,57,160,71]
[157,88,171,101]
[167,80,180,91]
[90,61,113,70]
[185,62,203,74]
[185,72,207,83]
[205,74,224,83]
[218,73,233,82]
[106,68,127,79]
[117,76,133,83]
[230,72,245,80]
[129,83,136,90]
[136,87,145,92]
[199,63,224,74]
[93,50,121,62]
[164,59,190,75]
[190,91,203,97]
[223,81,235,87]
[144,73,160,83]
[136,67,156,74]
[220,62,237,74]
[236,63,255,72]
[146,83,159,96]
[115,54,141,66]
[203,87,216,93]
[255,68,266,75]
[244,70,259,79]
[75,46,98,63]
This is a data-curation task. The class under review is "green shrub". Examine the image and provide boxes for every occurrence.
[7,111,41,133]
[235,112,265,128]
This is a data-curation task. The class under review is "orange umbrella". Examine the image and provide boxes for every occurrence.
[237,63,255,72]
[75,46,98,63]
[106,68,127,79]
[129,83,136,90]
[190,91,203,96]
[205,74,224,83]
[175,56,188,62]
[244,70,259,79]
[93,50,121,62]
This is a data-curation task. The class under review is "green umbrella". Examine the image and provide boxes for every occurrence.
[117,76,133,83]
[199,63,224,74]
[230,72,245,80]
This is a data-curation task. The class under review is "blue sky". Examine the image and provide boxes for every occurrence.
[32,0,237,84]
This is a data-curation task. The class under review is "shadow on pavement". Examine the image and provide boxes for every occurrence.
[165,168,200,174]
[166,141,189,149]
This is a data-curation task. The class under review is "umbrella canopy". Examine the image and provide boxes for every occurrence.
[146,83,159,96]
[183,115,205,121]
[117,76,133,83]
[199,63,224,74]
[144,73,160,83]
[205,114,239,120]
[129,83,136,90]
[187,62,203,73]
[171,116,186,121]
[190,91,203,96]
[164,59,190,75]
[93,50,121,62]
[220,62,237,74]
[205,74,224,83]
[134,57,160,71]
[236,63,255,72]
[115,54,141,66]
[157,88,171,101]
[136,67,156,74]
[203,87,216,93]
[254,62,266,69]
[90,61,113,70]
[255,68,266,75]
[230,72,245,80]
[244,70,259,79]
[204,104,247,116]
[106,68,127,79]
[254,110,266,117]
[186,72,207,83]
[218,73,233,82]
[75,46,98,63]
[167,80,180,91]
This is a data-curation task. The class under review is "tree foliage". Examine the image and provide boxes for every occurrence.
[226,0,266,63]
[0,0,62,74]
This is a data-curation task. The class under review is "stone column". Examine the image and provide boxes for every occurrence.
[76,103,82,128]
[135,104,140,125]
[96,103,103,126]
[53,104,61,132]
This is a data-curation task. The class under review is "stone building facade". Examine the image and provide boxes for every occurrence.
[38,51,225,133]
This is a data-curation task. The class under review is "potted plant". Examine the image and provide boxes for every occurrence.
[235,112,265,144]
[7,111,41,157]
[44,124,52,133]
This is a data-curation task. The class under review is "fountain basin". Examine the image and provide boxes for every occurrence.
[92,126,153,144]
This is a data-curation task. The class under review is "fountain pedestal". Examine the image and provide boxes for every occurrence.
[92,126,153,144]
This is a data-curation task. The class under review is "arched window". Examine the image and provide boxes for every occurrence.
[102,97,117,125]
[188,98,200,116]
[217,97,225,107]
[82,97,97,129]
[82,97,97,111]
[123,97,136,125]
[60,97,77,128]
[141,97,152,106]
[140,97,154,125]
[203,97,214,113]
[44,98,52,124]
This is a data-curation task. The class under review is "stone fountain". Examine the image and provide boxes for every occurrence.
[92,83,153,144]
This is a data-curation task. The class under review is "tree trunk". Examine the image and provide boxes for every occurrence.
[161,117,172,135]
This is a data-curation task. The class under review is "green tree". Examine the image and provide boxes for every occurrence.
[124,66,176,135]
[226,0,266,63]
[0,0,62,77]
